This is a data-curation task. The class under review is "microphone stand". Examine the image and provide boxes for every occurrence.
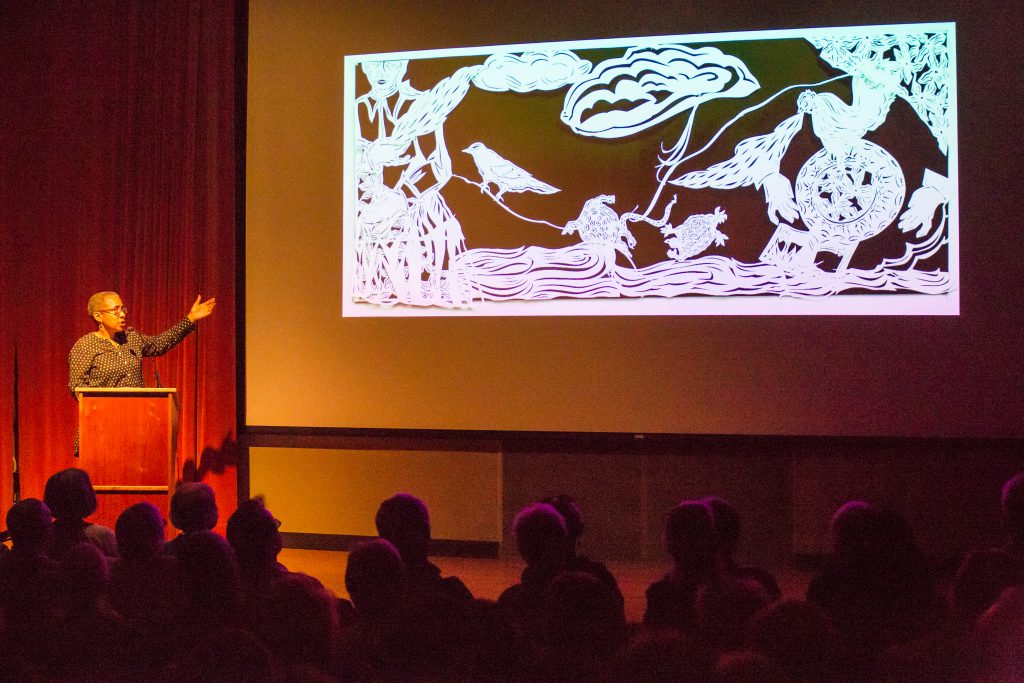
[12,335,20,503]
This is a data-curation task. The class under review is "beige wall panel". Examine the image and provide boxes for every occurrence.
[250,447,502,541]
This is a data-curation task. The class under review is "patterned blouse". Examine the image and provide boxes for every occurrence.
[67,318,194,397]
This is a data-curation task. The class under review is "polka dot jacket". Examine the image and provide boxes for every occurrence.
[68,317,195,397]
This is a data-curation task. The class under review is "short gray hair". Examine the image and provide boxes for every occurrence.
[87,291,119,319]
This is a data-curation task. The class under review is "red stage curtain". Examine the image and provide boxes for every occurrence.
[0,2,239,523]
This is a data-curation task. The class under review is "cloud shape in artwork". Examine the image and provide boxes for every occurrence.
[473,50,592,93]
[561,45,760,139]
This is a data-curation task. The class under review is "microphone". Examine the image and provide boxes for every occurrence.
[155,369,163,388]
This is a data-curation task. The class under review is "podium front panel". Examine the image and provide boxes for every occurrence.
[76,388,178,490]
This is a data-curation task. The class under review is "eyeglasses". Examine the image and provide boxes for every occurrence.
[98,306,127,316]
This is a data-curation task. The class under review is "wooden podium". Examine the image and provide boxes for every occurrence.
[75,387,179,531]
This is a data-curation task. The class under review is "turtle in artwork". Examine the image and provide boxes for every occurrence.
[663,206,729,261]
[563,194,678,264]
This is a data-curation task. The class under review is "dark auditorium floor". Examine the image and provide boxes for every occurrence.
[281,549,817,623]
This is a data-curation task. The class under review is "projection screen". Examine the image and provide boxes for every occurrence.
[245,1,1023,438]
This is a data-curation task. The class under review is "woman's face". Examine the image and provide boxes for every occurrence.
[363,60,406,99]
[94,293,126,335]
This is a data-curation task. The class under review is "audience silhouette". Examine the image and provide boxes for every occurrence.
[807,502,947,680]
[748,599,834,683]
[375,493,473,605]
[499,502,572,640]
[43,467,117,560]
[110,501,186,674]
[227,497,289,609]
[704,495,782,601]
[340,538,407,682]
[0,498,59,673]
[541,493,625,613]
[51,541,127,679]
[2,469,1023,681]
[645,499,722,630]
[166,481,218,556]
[1000,471,1024,563]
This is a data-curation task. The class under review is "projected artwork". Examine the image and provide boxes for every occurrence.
[343,23,957,315]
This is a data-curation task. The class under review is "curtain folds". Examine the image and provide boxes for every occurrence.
[0,1,238,522]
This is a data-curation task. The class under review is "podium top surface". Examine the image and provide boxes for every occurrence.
[74,387,177,395]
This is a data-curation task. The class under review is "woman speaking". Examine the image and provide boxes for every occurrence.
[68,291,215,394]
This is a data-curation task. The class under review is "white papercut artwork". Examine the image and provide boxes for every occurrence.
[343,23,957,316]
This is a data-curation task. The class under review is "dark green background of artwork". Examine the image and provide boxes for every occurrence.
[356,33,949,276]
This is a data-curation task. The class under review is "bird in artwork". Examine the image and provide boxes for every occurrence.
[463,142,559,202]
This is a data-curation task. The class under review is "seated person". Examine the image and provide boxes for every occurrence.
[339,538,408,682]
[541,493,624,611]
[644,499,722,631]
[165,482,218,557]
[175,530,243,635]
[109,502,186,671]
[0,499,59,627]
[48,542,126,680]
[695,575,770,655]
[1001,471,1024,563]
[344,538,407,624]
[43,468,117,560]
[498,502,570,636]
[539,570,627,681]
[226,497,288,603]
[969,585,1024,683]
[375,493,472,604]
[749,599,835,683]
[251,572,341,677]
[807,502,946,680]
[953,547,1023,625]
[703,495,781,601]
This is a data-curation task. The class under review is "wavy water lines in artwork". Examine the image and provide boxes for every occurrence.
[458,246,952,302]
[458,244,621,300]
